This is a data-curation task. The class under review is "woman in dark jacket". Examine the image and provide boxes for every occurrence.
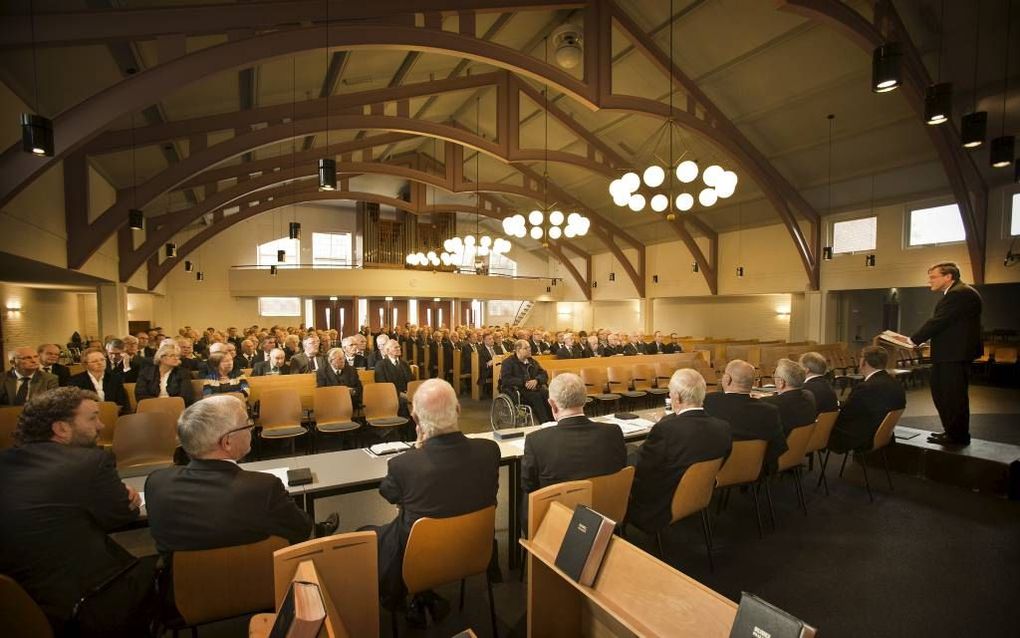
[134,341,195,405]
[202,352,249,398]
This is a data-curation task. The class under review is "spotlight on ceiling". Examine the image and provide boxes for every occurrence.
[990,135,1015,168]
[924,83,952,125]
[961,111,988,148]
[318,158,337,191]
[20,113,53,157]
[551,24,583,69]
[872,42,902,93]
[128,209,144,231]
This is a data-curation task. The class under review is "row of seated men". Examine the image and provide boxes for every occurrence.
[0,343,904,635]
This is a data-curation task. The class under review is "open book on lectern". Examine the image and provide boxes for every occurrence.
[877,330,917,349]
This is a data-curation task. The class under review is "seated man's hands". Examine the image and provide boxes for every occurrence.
[525,379,538,390]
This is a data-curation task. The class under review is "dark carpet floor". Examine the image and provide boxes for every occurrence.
[899,414,1020,446]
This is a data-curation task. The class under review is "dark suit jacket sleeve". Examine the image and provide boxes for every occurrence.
[87,450,140,530]
[379,461,404,505]
[133,366,157,401]
[499,358,525,391]
[176,369,196,405]
[520,435,540,495]
[534,362,549,386]
[262,476,313,544]
[631,423,669,495]
[911,286,980,346]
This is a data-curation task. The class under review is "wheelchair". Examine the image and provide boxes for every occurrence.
[490,385,535,433]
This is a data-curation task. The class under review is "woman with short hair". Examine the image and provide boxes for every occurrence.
[134,342,195,405]
[202,352,249,398]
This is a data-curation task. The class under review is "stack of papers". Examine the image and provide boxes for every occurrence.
[593,416,655,435]
[368,441,412,457]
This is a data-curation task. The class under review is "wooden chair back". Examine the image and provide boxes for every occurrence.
[872,408,905,451]
[173,535,287,627]
[136,396,186,421]
[588,466,636,523]
[273,532,379,638]
[0,574,54,638]
[654,361,677,385]
[776,423,817,473]
[527,480,593,540]
[403,505,496,596]
[579,367,608,395]
[96,401,120,447]
[406,379,425,404]
[0,406,23,451]
[632,364,655,392]
[715,440,768,488]
[258,389,302,429]
[112,411,177,472]
[357,369,375,385]
[362,383,400,420]
[191,378,205,399]
[606,366,634,394]
[805,410,840,455]
[123,382,137,412]
[669,457,724,525]
[313,386,354,422]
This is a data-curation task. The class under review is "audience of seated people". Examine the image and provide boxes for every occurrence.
[704,359,787,472]
[828,345,907,454]
[69,348,131,414]
[317,347,364,407]
[201,352,250,398]
[252,348,290,376]
[1,347,59,406]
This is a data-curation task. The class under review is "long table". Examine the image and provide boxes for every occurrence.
[123,408,665,569]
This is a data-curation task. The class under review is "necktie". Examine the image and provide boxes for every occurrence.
[15,377,30,405]
[271,367,278,374]
[43,366,51,374]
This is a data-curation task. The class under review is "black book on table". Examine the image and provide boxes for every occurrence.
[730,592,815,638]
[554,505,616,587]
[287,467,313,486]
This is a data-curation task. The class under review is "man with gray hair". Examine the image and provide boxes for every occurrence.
[520,373,626,531]
[628,369,731,534]
[367,333,390,369]
[372,379,500,611]
[704,359,787,471]
[289,335,324,374]
[251,348,290,376]
[799,352,839,414]
[762,358,817,435]
[144,395,311,555]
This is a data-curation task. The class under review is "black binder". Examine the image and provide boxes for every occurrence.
[730,592,815,638]
[287,467,313,486]
[554,505,615,587]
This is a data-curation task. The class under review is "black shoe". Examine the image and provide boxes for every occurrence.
[928,432,969,446]
[314,512,339,537]
[421,590,450,623]
[405,595,428,629]
[926,432,951,443]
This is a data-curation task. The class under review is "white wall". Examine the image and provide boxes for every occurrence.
[1,284,94,369]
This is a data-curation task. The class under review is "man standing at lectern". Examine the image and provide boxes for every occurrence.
[911,262,982,446]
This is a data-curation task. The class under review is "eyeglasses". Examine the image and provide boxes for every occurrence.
[220,423,254,443]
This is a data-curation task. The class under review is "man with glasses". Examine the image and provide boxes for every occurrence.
[144,395,312,555]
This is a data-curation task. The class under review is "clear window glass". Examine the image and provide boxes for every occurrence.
[832,217,877,254]
[312,232,352,268]
[258,297,301,316]
[909,203,966,246]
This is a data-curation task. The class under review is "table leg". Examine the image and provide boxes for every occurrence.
[508,459,521,570]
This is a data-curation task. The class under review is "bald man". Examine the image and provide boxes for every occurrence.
[703,359,787,471]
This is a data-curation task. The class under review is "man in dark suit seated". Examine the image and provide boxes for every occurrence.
[828,346,906,454]
[647,331,674,355]
[799,351,839,414]
[37,343,71,386]
[581,334,600,358]
[1,347,59,405]
[342,337,368,369]
[145,395,312,555]
[317,347,363,408]
[704,359,787,472]
[290,335,325,374]
[0,387,154,636]
[69,349,131,414]
[761,359,817,435]
[555,332,584,359]
[628,369,731,534]
[234,339,259,370]
[460,332,480,375]
[366,334,390,370]
[477,332,504,395]
[374,339,414,423]
[499,340,554,424]
[521,373,626,532]
[370,379,500,615]
[109,337,147,383]
[251,348,291,376]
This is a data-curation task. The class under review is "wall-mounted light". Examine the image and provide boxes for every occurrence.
[165,242,177,258]
[823,246,833,260]
[329,296,338,301]
[385,296,394,302]
[736,266,744,278]
[776,307,791,318]
[5,301,22,314]
[608,272,615,281]
[184,260,194,272]
[289,222,301,240]
[865,254,876,267]
[592,281,598,288]
[433,297,441,302]
[128,209,144,231]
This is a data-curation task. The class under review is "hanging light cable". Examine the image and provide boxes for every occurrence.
[318,0,337,191]
[961,2,987,148]
[823,114,835,260]
[19,0,53,157]
[127,111,144,230]
[990,0,1015,168]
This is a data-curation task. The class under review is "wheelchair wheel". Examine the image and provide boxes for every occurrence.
[491,393,518,430]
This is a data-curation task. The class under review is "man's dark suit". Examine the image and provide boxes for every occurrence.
[235,352,258,370]
[803,376,839,415]
[647,341,674,355]
[827,371,906,453]
[0,442,151,634]
[41,363,72,387]
[68,371,131,414]
[134,365,196,405]
[316,364,363,407]
[704,392,787,471]
[179,356,205,377]
[911,279,983,442]
[144,459,311,554]
[478,344,503,391]
[461,343,479,373]
[580,343,596,358]
[521,415,626,530]
[289,352,325,374]
[113,355,150,383]
[628,409,731,533]
[0,370,59,405]
[501,339,515,353]
[374,357,413,394]
[374,432,500,601]
[347,353,368,369]
[499,355,553,423]
[621,344,640,356]
[556,344,584,359]
[251,361,291,376]
[762,389,817,435]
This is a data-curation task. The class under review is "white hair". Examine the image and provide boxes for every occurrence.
[411,379,460,438]
[178,395,247,457]
[668,368,706,407]
[799,352,828,376]
[724,359,755,391]
[548,373,587,410]
[774,358,806,388]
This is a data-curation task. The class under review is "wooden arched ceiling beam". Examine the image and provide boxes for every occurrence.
[777,0,988,283]
[5,1,819,290]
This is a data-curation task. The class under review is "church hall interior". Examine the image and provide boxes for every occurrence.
[1,0,1020,637]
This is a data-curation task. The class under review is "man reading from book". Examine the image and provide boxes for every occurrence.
[520,373,627,534]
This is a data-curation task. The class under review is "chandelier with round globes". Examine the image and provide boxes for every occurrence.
[501,208,590,246]
[405,230,512,269]
[608,160,738,220]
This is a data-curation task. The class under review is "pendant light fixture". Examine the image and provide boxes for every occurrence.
[872,42,902,93]
[19,1,53,157]
[504,38,589,242]
[126,111,145,231]
[318,0,337,191]
[924,1,952,126]
[165,243,177,258]
[270,265,278,276]
[823,114,834,260]
[608,0,736,216]
[990,0,1015,169]
[128,209,144,231]
[184,260,194,272]
[196,271,205,281]
[289,221,301,240]
[961,3,988,148]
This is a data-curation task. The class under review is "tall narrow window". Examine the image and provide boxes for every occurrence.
[1010,192,1020,236]
[324,308,331,330]
[908,203,966,246]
